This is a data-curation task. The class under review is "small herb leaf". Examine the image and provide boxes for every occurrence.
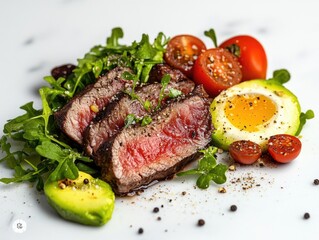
[204,29,218,48]
[177,146,227,189]
[271,69,291,84]
[296,109,315,135]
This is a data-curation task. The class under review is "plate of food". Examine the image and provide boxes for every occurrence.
[1,0,319,239]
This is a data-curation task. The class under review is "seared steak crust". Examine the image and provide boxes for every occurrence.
[54,67,132,144]
[96,86,213,195]
[84,80,195,158]
[148,63,189,83]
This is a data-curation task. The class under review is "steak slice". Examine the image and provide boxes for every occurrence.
[84,80,195,158]
[96,86,213,196]
[54,67,132,144]
[148,63,189,83]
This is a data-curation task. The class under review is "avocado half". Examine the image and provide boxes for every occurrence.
[44,171,115,226]
[210,79,301,151]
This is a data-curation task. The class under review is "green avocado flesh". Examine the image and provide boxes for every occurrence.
[210,79,301,151]
[44,171,115,226]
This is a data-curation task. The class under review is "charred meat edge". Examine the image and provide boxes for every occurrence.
[96,86,212,196]
[54,67,132,144]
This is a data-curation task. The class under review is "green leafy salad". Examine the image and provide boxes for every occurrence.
[0,28,227,192]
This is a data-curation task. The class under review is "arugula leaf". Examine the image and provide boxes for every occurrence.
[177,146,227,189]
[106,27,124,48]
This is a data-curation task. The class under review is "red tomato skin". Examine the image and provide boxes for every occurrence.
[229,140,262,165]
[164,35,206,77]
[267,134,302,163]
[219,35,267,81]
[192,48,242,97]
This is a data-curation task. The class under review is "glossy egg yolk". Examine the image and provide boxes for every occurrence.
[224,93,277,132]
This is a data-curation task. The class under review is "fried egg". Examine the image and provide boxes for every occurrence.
[210,79,301,151]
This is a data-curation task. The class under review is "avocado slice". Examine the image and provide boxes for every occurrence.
[210,79,301,151]
[44,171,115,226]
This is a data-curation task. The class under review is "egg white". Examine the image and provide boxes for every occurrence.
[210,80,301,151]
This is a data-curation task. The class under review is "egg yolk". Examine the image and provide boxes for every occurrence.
[224,93,277,132]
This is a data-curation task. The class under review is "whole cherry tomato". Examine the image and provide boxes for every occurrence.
[267,134,302,163]
[164,35,206,77]
[192,48,242,97]
[229,140,262,165]
[219,35,267,81]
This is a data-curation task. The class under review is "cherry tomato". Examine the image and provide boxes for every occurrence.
[229,140,262,165]
[192,48,242,97]
[267,134,302,163]
[164,35,206,77]
[219,35,267,81]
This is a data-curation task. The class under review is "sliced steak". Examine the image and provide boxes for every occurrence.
[54,67,132,144]
[96,86,212,196]
[148,63,189,83]
[84,80,195,158]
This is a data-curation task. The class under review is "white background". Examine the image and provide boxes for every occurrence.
[1,0,319,239]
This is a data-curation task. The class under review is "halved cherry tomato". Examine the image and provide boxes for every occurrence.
[192,48,242,97]
[219,35,267,81]
[164,35,206,77]
[267,134,302,163]
[229,140,262,165]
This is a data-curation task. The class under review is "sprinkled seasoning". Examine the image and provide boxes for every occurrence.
[138,228,144,234]
[83,178,89,184]
[230,205,237,212]
[228,164,236,171]
[218,187,227,193]
[90,104,99,113]
[314,179,319,185]
[197,219,205,226]
[153,207,159,213]
[303,212,310,220]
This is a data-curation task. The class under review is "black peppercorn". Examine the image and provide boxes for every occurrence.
[83,178,89,184]
[197,219,205,226]
[138,228,144,234]
[314,179,319,185]
[153,207,159,213]
[304,212,310,220]
[230,205,237,212]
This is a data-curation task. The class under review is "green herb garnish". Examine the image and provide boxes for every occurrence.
[177,147,228,189]
[204,28,218,48]
[124,114,152,128]
[296,109,315,135]
[0,28,168,189]
[269,69,290,84]
[156,74,171,110]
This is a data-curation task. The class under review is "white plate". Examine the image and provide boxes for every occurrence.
[1,0,319,239]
